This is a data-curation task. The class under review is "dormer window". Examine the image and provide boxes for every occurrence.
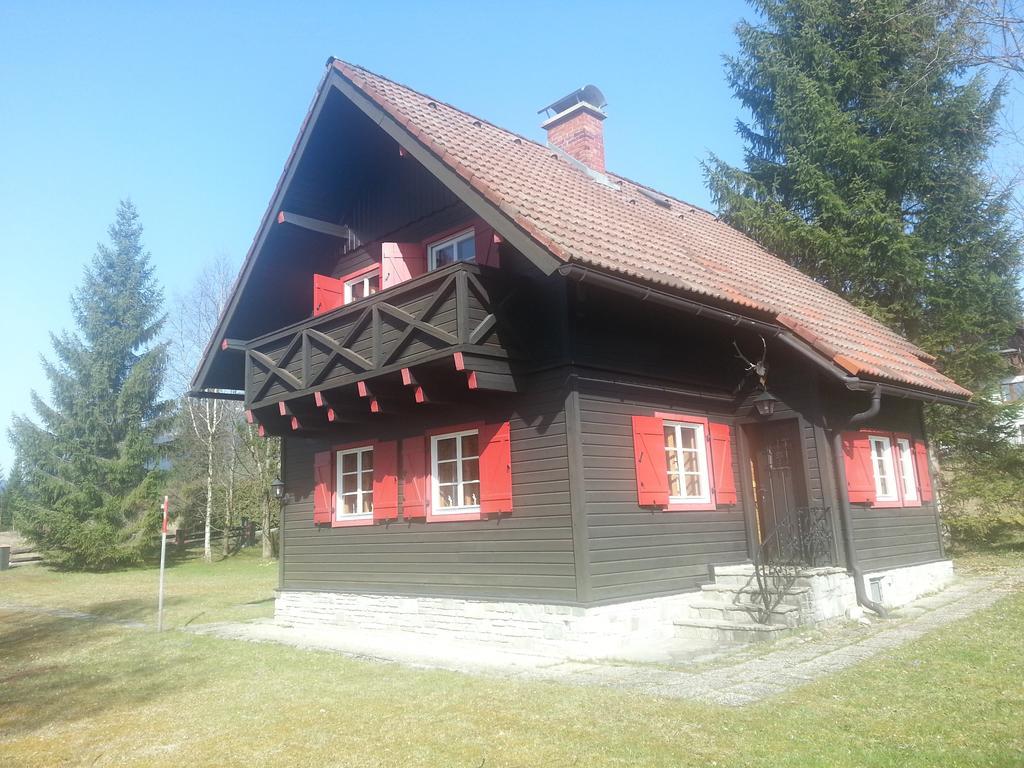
[344,268,380,303]
[428,228,475,270]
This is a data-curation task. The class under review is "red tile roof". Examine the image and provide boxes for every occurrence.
[331,60,971,399]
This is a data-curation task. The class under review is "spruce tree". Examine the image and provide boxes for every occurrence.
[705,0,1023,442]
[9,200,170,569]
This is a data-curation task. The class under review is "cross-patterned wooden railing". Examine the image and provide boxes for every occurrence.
[242,263,513,408]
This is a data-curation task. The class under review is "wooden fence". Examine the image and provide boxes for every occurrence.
[0,545,42,569]
[169,521,275,554]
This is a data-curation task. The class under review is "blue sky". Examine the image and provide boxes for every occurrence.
[0,1,1019,472]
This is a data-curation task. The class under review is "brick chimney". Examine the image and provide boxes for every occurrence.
[539,85,607,174]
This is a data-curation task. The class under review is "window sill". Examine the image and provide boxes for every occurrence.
[871,499,903,509]
[332,515,375,528]
[426,507,483,523]
[665,500,717,512]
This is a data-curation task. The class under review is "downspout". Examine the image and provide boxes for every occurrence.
[830,384,888,617]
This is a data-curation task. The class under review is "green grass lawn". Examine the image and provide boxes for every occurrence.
[0,548,278,628]
[1,553,1023,767]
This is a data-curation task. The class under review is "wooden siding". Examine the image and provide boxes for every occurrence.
[280,369,577,602]
[850,506,943,571]
[575,378,750,603]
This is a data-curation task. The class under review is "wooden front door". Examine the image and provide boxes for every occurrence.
[749,418,808,548]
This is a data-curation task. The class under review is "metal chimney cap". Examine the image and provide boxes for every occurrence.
[538,85,607,117]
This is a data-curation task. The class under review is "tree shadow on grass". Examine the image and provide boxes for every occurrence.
[0,602,208,739]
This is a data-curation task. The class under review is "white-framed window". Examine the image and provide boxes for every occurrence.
[343,269,380,303]
[664,421,711,504]
[336,446,374,520]
[427,228,475,271]
[869,435,899,502]
[895,437,918,502]
[1000,377,1024,403]
[431,429,480,514]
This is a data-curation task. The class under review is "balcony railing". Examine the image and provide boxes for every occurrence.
[241,262,513,409]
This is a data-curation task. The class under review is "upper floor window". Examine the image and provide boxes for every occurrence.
[664,421,711,504]
[336,446,374,520]
[428,228,475,271]
[431,429,480,514]
[868,435,899,502]
[344,268,380,303]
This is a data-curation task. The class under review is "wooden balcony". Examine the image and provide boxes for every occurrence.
[237,263,520,419]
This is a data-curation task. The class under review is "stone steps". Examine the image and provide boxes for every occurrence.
[672,616,795,645]
[689,599,802,627]
[671,563,850,645]
[700,582,811,603]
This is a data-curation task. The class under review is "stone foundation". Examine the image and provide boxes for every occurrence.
[862,559,955,609]
[275,589,703,659]
[275,560,955,657]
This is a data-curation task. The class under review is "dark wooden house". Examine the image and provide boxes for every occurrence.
[192,60,968,655]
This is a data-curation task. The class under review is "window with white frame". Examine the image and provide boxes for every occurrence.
[663,421,711,504]
[431,429,480,513]
[869,435,899,502]
[1000,378,1024,403]
[427,229,475,270]
[343,269,380,303]
[335,446,374,520]
[895,437,918,502]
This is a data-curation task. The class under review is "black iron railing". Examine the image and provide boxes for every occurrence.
[751,506,836,624]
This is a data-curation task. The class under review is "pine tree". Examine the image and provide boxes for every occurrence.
[9,200,170,569]
[705,0,1023,422]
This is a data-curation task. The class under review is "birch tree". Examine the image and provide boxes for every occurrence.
[237,421,280,559]
[168,255,238,562]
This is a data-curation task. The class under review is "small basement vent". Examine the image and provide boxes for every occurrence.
[868,576,884,604]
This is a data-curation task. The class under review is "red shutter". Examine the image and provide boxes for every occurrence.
[475,224,501,268]
[381,242,426,289]
[401,436,429,519]
[914,440,934,502]
[313,450,334,525]
[709,422,737,506]
[372,441,399,521]
[480,421,513,515]
[841,432,876,504]
[632,415,669,507]
[312,274,345,317]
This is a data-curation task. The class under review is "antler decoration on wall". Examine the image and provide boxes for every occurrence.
[733,336,768,389]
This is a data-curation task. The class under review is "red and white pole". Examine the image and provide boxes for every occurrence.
[157,495,169,632]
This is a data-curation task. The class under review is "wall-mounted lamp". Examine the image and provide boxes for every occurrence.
[753,391,778,417]
[270,477,285,501]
